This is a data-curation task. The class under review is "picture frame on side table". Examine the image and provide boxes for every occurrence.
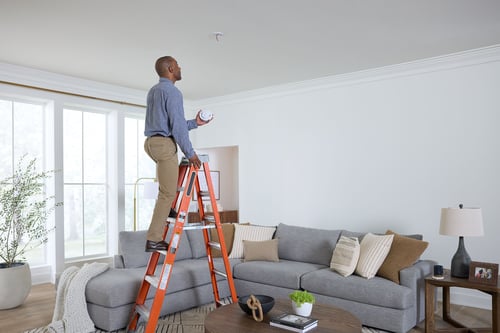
[468,261,499,286]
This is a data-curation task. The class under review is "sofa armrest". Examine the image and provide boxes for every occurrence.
[114,254,125,268]
[399,259,437,324]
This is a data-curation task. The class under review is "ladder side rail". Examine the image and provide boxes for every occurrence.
[194,173,222,305]
[171,163,189,213]
[200,162,238,302]
[127,229,166,331]
[144,181,193,333]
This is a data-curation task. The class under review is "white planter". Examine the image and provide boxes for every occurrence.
[0,262,32,309]
[291,301,313,317]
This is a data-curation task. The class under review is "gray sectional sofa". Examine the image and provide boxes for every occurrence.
[85,223,434,332]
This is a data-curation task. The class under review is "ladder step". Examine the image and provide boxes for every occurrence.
[208,241,221,250]
[136,304,150,321]
[145,275,160,288]
[199,191,210,197]
[213,269,228,278]
[183,223,215,230]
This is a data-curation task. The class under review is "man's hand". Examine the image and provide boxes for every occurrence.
[189,154,202,169]
[196,110,213,126]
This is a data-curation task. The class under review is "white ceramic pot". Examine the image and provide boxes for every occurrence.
[292,301,313,317]
[0,262,32,309]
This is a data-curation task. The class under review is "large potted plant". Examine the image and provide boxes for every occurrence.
[0,156,61,309]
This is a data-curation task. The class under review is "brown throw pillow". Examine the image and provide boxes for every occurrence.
[209,223,236,257]
[243,238,279,262]
[377,230,429,283]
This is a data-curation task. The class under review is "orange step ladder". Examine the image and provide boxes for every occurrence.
[127,154,238,333]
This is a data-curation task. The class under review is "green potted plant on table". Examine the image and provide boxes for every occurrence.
[0,156,61,309]
[289,289,315,317]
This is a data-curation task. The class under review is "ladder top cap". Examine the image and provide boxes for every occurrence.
[181,154,209,163]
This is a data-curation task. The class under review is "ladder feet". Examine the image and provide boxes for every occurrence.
[145,240,169,252]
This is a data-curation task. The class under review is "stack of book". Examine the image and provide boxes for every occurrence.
[269,313,319,332]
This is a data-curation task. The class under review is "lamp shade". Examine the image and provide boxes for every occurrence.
[439,207,484,237]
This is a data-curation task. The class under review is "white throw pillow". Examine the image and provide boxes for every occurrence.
[330,236,360,277]
[355,233,394,279]
[229,224,276,259]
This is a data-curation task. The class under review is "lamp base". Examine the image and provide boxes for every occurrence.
[450,236,471,278]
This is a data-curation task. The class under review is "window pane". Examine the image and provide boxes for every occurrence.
[0,98,48,266]
[84,185,107,255]
[63,108,108,259]
[64,184,83,258]
[13,102,44,165]
[124,118,138,184]
[125,183,155,231]
[0,99,13,178]
[83,112,106,183]
[137,119,155,177]
[64,110,83,183]
[124,117,156,231]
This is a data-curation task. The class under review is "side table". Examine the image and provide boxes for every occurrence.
[425,269,500,333]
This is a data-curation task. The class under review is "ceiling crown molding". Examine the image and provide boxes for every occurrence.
[0,62,147,107]
[196,44,500,107]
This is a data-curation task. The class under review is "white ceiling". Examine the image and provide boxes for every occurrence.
[1,0,500,100]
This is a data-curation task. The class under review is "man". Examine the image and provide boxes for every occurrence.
[143,56,211,252]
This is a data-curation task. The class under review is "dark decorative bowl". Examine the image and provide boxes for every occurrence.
[238,295,275,315]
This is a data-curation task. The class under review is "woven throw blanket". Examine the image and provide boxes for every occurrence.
[45,262,109,333]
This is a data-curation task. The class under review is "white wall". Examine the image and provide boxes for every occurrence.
[196,146,239,211]
[191,45,500,309]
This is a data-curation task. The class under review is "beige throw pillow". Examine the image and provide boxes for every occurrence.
[243,238,279,262]
[355,233,394,279]
[229,224,276,259]
[330,236,360,277]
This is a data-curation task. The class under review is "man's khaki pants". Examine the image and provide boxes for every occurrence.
[144,136,178,242]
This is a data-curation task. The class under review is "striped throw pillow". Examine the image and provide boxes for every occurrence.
[355,233,394,279]
[229,224,276,259]
[330,236,360,277]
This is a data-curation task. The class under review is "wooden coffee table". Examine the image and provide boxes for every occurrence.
[204,298,362,333]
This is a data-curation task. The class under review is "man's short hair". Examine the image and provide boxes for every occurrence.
[155,56,175,76]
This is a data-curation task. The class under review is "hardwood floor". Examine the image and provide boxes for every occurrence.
[0,283,493,333]
[0,283,56,333]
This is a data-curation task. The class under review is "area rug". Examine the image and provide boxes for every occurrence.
[23,302,213,333]
[24,302,382,333]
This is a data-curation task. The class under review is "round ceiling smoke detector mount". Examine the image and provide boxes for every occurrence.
[212,32,224,42]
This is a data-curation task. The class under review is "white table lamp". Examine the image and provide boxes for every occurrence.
[439,204,484,278]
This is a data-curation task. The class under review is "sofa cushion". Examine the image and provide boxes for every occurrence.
[119,230,192,268]
[243,238,279,262]
[276,223,341,266]
[330,236,360,277]
[185,229,207,259]
[86,258,235,308]
[301,268,414,310]
[377,230,429,283]
[229,224,276,259]
[355,233,394,279]
[233,259,325,290]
